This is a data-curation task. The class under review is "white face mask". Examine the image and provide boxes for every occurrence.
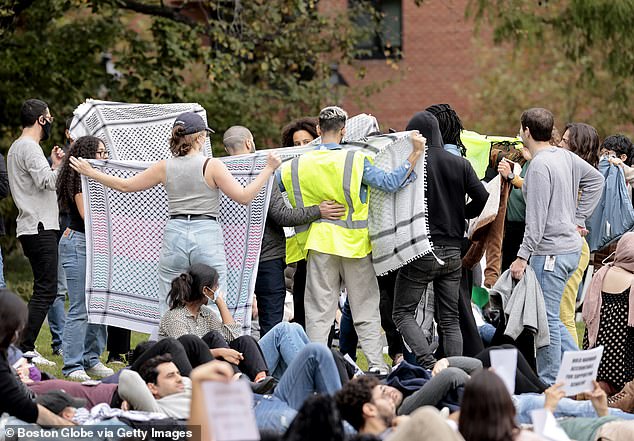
[203,287,216,304]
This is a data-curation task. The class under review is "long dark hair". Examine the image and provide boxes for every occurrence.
[57,136,103,212]
[564,122,600,168]
[167,264,219,310]
[0,289,28,352]
[459,370,518,441]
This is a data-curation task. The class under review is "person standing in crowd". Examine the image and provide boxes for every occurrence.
[7,99,64,366]
[222,125,344,336]
[279,106,425,373]
[557,122,602,347]
[394,111,488,370]
[57,135,113,381]
[69,111,281,315]
[47,116,74,357]
[510,108,603,384]
[280,116,320,328]
[602,134,634,203]
[426,103,485,358]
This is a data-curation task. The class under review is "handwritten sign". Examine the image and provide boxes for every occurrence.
[555,346,604,396]
[490,348,518,395]
[202,381,260,441]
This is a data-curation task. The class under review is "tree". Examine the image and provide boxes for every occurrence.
[466,0,634,136]
[0,0,398,250]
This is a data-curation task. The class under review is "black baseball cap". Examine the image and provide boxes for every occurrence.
[35,390,87,415]
[173,112,215,135]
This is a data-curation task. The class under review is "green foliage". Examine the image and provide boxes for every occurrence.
[466,0,634,136]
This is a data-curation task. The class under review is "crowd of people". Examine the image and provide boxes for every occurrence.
[1,97,634,441]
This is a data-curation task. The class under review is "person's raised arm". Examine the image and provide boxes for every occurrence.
[207,152,281,205]
[69,157,166,193]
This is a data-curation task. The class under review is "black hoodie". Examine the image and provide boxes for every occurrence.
[406,111,488,247]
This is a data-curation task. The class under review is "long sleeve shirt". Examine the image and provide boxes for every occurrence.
[518,147,604,260]
[0,352,38,423]
[7,137,59,236]
[118,370,191,419]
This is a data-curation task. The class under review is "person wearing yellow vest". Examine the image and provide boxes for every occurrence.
[279,106,426,373]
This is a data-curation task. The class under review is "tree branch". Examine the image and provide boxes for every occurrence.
[0,0,37,33]
[115,0,199,27]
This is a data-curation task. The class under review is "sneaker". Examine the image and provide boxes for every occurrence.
[23,350,56,367]
[67,370,91,381]
[52,347,63,357]
[86,362,114,378]
[608,381,634,413]
[251,376,278,395]
[107,354,126,366]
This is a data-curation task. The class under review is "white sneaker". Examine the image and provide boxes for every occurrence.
[67,370,91,381]
[86,362,114,378]
[23,350,56,367]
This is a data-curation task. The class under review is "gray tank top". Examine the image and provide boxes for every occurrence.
[165,154,220,217]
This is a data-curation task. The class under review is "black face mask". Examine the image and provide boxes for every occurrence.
[39,119,52,141]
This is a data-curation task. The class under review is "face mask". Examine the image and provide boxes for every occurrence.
[40,119,52,141]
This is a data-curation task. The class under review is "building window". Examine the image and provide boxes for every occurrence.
[350,0,402,59]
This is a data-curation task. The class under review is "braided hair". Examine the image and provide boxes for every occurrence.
[425,104,466,156]
[57,136,103,212]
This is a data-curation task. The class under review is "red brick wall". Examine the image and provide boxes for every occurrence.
[332,0,480,131]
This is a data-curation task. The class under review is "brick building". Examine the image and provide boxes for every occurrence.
[332,0,481,131]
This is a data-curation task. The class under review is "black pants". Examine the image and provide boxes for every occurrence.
[255,258,286,337]
[501,221,526,273]
[107,326,131,360]
[476,344,547,394]
[18,225,59,352]
[378,272,404,359]
[292,259,307,329]
[130,335,214,377]
[201,331,268,380]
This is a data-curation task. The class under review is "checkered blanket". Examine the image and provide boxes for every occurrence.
[73,100,269,334]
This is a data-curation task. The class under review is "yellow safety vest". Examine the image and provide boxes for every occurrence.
[280,149,372,261]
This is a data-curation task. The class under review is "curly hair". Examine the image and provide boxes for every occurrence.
[281,117,318,147]
[459,370,518,441]
[57,136,103,212]
[335,376,379,431]
[426,103,466,156]
[169,126,203,157]
[602,134,634,166]
[563,122,600,168]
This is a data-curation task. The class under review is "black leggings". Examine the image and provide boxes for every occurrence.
[131,335,214,377]
[201,331,268,380]
[476,344,548,394]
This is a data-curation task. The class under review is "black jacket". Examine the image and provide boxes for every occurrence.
[406,111,488,247]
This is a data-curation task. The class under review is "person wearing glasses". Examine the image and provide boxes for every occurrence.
[57,135,114,381]
[70,112,282,315]
[7,99,65,367]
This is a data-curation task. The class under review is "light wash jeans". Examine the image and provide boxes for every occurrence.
[530,252,581,384]
[513,393,634,424]
[157,219,227,315]
[254,343,342,433]
[258,322,310,379]
[47,251,68,353]
[60,230,108,375]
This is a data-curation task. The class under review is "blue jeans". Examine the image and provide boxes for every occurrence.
[60,230,108,375]
[255,258,287,337]
[254,343,342,433]
[513,393,634,424]
[157,219,227,315]
[48,252,67,352]
[258,322,309,379]
[530,252,581,384]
